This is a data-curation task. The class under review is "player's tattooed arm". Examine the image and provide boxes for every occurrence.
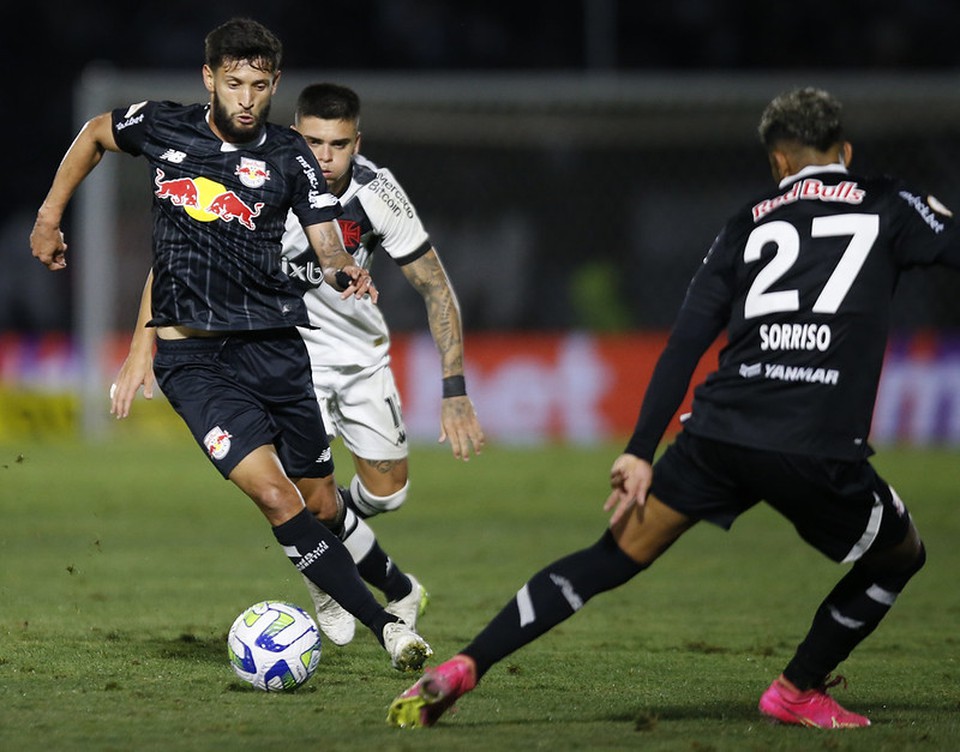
[403,248,486,459]
[402,248,464,377]
[304,221,378,301]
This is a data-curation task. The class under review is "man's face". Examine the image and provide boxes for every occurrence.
[293,116,360,196]
[203,59,278,143]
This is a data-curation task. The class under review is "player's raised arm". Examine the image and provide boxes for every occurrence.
[303,220,378,302]
[401,248,485,460]
[30,112,120,271]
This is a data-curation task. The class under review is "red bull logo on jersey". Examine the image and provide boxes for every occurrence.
[752,179,865,222]
[203,425,232,460]
[235,157,270,188]
[154,169,264,230]
[154,169,200,208]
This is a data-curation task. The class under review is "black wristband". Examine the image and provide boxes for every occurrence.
[442,375,467,398]
[334,270,353,290]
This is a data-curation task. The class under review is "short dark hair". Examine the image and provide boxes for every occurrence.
[295,83,361,125]
[758,87,844,152]
[204,17,282,73]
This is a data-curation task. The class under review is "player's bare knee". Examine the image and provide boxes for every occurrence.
[248,480,301,523]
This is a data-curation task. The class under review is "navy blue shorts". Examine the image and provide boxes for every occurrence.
[650,431,912,563]
[153,329,333,480]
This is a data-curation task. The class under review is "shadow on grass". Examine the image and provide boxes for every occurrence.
[151,632,229,664]
[420,699,766,729]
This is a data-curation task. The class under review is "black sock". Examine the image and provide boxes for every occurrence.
[462,530,644,680]
[784,543,926,690]
[356,543,410,603]
[328,490,410,602]
[273,508,395,643]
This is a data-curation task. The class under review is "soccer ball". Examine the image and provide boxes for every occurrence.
[227,600,322,691]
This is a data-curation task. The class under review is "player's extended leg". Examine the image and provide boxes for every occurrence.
[298,468,426,644]
[343,458,428,625]
[387,495,694,728]
[759,519,926,728]
[230,447,431,672]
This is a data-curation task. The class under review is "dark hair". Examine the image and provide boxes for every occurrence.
[204,17,282,73]
[758,87,844,152]
[295,83,361,125]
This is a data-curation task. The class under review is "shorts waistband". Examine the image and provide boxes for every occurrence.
[155,327,299,352]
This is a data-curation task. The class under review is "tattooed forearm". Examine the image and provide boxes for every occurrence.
[404,249,465,376]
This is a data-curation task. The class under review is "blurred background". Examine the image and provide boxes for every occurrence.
[4,0,960,444]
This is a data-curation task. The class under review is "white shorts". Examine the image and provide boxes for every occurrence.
[310,360,409,461]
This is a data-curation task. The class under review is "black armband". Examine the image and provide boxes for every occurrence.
[334,269,353,290]
[442,375,467,398]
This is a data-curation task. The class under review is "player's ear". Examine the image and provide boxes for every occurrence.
[769,149,790,182]
[202,64,215,94]
[355,131,362,154]
[839,141,852,167]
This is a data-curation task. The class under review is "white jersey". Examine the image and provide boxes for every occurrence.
[280,154,432,367]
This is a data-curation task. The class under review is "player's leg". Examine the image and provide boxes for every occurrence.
[387,495,694,728]
[757,457,925,728]
[239,331,430,670]
[319,362,428,623]
[346,456,410,518]
[388,432,743,728]
[343,458,427,619]
[229,448,386,633]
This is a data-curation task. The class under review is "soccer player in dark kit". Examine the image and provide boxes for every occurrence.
[388,87,960,728]
[30,17,431,673]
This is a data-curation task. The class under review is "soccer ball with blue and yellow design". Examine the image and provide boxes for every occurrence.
[227,600,322,691]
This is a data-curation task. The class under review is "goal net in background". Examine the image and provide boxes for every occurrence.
[67,69,960,439]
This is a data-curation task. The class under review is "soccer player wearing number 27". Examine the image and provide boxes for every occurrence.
[389,87,960,729]
[30,17,430,673]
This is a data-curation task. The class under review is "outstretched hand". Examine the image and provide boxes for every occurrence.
[110,349,156,419]
[438,395,485,461]
[603,454,653,526]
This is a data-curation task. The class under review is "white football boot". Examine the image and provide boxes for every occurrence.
[382,621,433,672]
[302,574,356,646]
[385,574,429,631]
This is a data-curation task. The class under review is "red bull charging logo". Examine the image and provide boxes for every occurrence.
[203,425,233,461]
[155,168,264,230]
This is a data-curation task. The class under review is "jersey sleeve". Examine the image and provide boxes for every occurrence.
[623,229,733,461]
[288,137,343,228]
[111,100,162,156]
[889,180,960,270]
[357,167,431,264]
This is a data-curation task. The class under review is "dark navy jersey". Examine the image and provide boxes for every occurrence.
[112,100,342,331]
[627,164,960,461]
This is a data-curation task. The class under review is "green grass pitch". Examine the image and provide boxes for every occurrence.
[1,437,957,751]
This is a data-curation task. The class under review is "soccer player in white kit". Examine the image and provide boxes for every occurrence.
[281,83,485,645]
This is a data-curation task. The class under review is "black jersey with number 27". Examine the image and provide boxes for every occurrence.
[628,163,960,462]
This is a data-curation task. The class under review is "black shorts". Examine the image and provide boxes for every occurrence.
[153,329,333,479]
[650,431,911,563]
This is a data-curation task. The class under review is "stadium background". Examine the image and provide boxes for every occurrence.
[3,1,960,445]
